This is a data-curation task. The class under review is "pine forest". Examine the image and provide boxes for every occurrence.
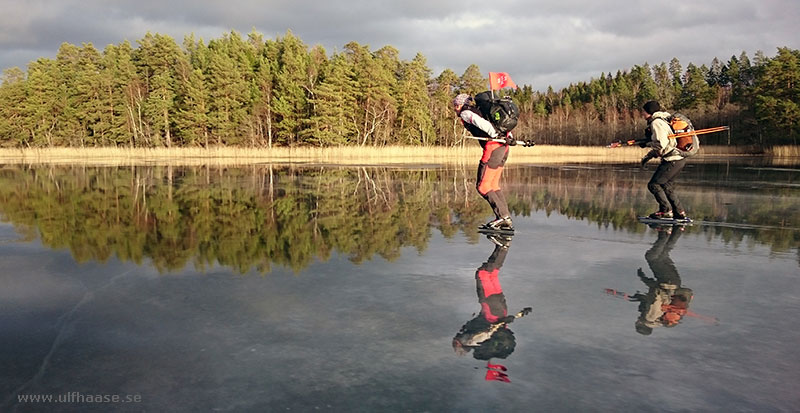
[0,30,798,149]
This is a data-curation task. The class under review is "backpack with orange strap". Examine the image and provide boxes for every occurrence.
[661,287,694,326]
[667,113,700,158]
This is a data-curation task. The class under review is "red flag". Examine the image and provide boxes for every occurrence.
[485,370,511,382]
[489,72,517,91]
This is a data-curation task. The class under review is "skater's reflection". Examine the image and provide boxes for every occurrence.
[630,226,695,335]
[453,234,532,382]
[606,225,711,335]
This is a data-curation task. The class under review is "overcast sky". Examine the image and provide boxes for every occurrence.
[1,0,798,90]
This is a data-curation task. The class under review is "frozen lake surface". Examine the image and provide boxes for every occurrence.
[1,162,798,412]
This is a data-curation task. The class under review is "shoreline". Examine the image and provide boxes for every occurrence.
[0,145,796,166]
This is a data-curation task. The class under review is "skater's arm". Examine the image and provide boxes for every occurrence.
[650,118,673,157]
[460,109,499,138]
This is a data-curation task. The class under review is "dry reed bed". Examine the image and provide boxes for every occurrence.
[0,145,795,166]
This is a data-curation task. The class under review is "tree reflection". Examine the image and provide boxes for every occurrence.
[0,165,491,272]
[0,164,797,273]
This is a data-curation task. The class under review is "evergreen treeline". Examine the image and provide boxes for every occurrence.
[0,30,797,148]
[0,165,797,273]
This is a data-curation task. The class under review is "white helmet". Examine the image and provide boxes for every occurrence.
[453,93,471,110]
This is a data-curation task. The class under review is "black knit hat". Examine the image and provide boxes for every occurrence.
[642,100,661,115]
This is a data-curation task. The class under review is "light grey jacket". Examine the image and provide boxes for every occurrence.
[646,111,683,162]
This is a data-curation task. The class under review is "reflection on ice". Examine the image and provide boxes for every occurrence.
[606,225,719,336]
[0,162,798,411]
[452,234,532,383]
[0,163,797,273]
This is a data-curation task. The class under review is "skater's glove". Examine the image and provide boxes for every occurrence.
[504,132,516,146]
[640,154,653,169]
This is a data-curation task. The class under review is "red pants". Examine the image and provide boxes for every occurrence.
[476,142,510,218]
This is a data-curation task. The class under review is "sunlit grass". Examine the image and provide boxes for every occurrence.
[766,145,800,157]
[0,145,796,166]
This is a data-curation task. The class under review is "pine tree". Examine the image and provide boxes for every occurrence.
[55,43,87,146]
[75,44,112,146]
[678,63,715,109]
[668,58,684,103]
[213,31,260,145]
[272,31,310,146]
[653,62,675,108]
[739,51,754,87]
[135,33,187,146]
[459,64,485,95]
[174,68,209,147]
[344,41,396,146]
[204,35,252,145]
[143,67,175,147]
[611,71,634,109]
[669,58,683,86]
[184,34,210,71]
[0,68,30,146]
[206,51,243,144]
[182,35,213,146]
[631,64,658,105]
[395,53,433,145]
[251,54,275,147]
[430,69,459,146]
[753,47,800,143]
[371,46,400,145]
[708,58,723,86]
[299,45,329,145]
[304,53,357,145]
[23,58,62,146]
[109,41,145,147]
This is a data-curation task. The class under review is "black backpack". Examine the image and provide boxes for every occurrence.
[474,91,520,134]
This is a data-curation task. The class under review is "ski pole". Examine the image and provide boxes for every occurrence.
[669,126,730,140]
[484,307,533,336]
[607,126,730,148]
[511,307,533,320]
[683,310,720,325]
[465,136,535,147]
[604,288,634,300]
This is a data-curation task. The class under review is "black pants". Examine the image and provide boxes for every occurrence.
[647,159,686,213]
